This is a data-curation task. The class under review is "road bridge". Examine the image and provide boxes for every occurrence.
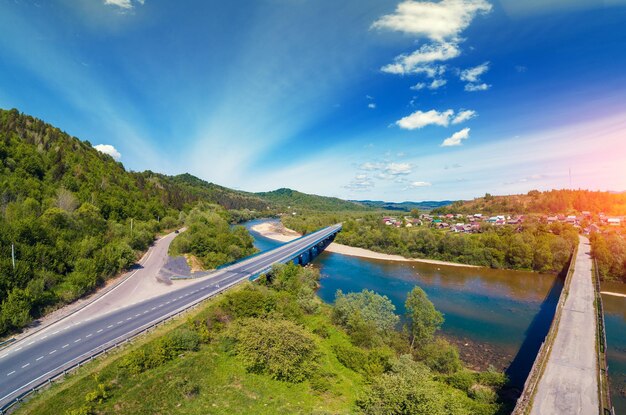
[0,224,341,412]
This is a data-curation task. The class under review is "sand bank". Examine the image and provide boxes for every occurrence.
[250,221,479,268]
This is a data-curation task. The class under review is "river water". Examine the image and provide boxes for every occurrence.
[243,219,626,402]
[602,282,626,414]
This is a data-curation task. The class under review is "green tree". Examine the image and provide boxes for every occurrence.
[405,286,443,348]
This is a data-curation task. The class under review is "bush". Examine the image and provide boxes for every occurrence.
[447,370,476,393]
[225,317,319,382]
[418,338,462,374]
[221,286,276,318]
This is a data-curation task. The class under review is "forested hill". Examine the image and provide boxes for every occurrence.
[256,188,369,211]
[433,190,626,215]
[0,108,271,336]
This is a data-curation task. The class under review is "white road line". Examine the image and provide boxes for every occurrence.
[52,330,59,335]
[74,339,81,343]
[107,325,114,329]
[86,334,92,338]
[151,307,156,311]
[0,354,7,359]
[36,356,43,361]
[49,350,57,355]
[143,310,149,314]
[126,317,132,321]
[27,341,34,346]
[7,371,15,376]
[97,329,103,333]
[117,321,123,325]
[62,344,69,348]
[41,335,48,339]
[135,314,141,317]
[22,363,29,368]
[15,347,22,351]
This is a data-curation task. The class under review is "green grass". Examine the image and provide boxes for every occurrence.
[15,289,364,415]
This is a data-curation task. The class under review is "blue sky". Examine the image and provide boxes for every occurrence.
[1,0,625,201]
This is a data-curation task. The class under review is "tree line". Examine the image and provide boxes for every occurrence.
[283,213,579,273]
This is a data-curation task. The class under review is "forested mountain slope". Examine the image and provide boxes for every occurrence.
[0,109,269,336]
[256,188,368,212]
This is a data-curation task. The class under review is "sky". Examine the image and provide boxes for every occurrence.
[1,0,625,202]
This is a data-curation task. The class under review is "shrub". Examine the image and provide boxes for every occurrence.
[418,338,462,374]
[225,317,319,382]
[447,370,476,393]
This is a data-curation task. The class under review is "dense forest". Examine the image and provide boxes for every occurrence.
[256,188,369,212]
[19,264,511,415]
[433,190,626,216]
[283,213,579,273]
[169,203,257,270]
[591,231,626,283]
[0,109,273,336]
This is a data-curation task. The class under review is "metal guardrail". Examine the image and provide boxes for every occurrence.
[0,225,342,414]
[593,259,615,415]
[511,243,579,415]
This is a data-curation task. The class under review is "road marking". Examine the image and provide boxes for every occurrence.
[52,330,59,335]
[21,363,29,368]
[7,371,15,376]
[107,325,114,329]
[117,321,123,325]
[0,354,7,359]
[135,314,141,317]
[62,344,69,348]
[49,350,57,355]
[15,347,22,351]
[86,333,92,338]
[36,356,44,361]
[97,329,103,333]
[27,341,34,346]
[74,339,81,343]
[151,307,156,311]
[126,317,132,321]
[41,335,48,339]
[143,310,149,314]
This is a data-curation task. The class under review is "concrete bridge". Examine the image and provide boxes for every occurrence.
[515,236,614,415]
[0,224,342,413]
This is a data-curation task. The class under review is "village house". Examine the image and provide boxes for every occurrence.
[608,217,621,226]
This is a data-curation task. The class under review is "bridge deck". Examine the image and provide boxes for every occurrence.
[530,236,599,414]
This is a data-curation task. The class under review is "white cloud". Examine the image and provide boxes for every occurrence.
[381,42,460,75]
[460,62,489,82]
[385,162,412,176]
[410,181,432,187]
[441,128,470,146]
[465,83,490,91]
[344,174,375,191]
[452,109,476,124]
[359,162,385,171]
[429,79,447,89]
[368,103,377,109]
[104,0,133,9]
[396,109,454,130]
[410,82,426,90]
[372,0,493,42]
[460,62,490,91]
[94,144,122,160]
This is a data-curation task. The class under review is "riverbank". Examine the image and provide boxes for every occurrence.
[251,221,479,268]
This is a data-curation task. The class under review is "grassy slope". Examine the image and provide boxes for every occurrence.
[16,288,364,415]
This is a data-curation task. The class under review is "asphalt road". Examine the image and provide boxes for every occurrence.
[0,224,341,410]
[530,236,599,415]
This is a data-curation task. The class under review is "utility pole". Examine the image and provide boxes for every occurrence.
[569,168,572,189]
[11,243,15,270]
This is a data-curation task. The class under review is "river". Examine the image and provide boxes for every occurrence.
[243,219,626,403]
[602,282,626,414]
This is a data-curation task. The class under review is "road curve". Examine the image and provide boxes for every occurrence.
[0,224,341,411]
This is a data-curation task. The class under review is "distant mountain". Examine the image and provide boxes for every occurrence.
[431,190,626,215]
[256,188,369,212]
[353,200,454,212]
